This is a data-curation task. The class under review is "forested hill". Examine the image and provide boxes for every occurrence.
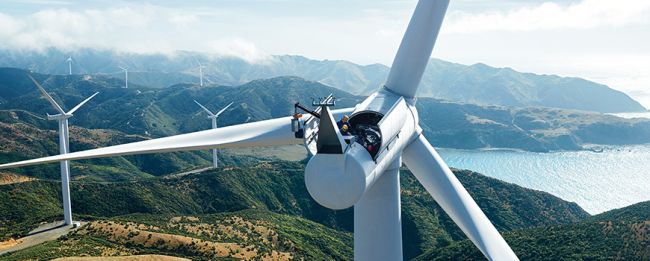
[415,199,650,260]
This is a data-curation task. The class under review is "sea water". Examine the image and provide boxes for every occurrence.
[437,145,650,214]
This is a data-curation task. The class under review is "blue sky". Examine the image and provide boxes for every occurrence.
[1,0,649,108]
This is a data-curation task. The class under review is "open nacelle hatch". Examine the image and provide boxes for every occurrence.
[348,111,384,158]
[302,97,408,160]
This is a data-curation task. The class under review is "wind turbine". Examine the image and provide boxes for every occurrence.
[198,61,205,87]
[119,66,128,88]
[66,56,73,75]
[193,100,233,168]
[1,1,518,260]
[27,74,99,226]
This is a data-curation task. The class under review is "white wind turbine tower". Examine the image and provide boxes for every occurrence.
[66,57,73,75]
[194,100,233,168]
[27,75,99,226]
[198,61,205,87]
[3,1,519,260]
[119,66,128,88]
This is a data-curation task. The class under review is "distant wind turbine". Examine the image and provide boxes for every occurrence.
[66,57,72,75]
[119,66,128,88]
[198,61,205,87]
[194,100,233,168]
[27,74,99,226]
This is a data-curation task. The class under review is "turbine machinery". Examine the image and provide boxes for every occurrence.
[1,1,518,260]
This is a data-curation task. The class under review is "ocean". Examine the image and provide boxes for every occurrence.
[437,145,650,214]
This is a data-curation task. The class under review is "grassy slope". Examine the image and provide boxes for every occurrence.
[1,210,352,261]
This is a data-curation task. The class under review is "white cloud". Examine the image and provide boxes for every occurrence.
[0,5,268,61]
[444,0,650,33]
[10,0,71,5]
[169,13,199,27]
[207,38,269,63]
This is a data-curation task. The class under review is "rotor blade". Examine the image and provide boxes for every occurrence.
[0,117,295,169]
[384,0,449,98]
[28,74,66,115]
[194,100,215,116]
[215,102,233,117]
[67,92,99,115]
[0,107,355,170]
[402,135,518,261]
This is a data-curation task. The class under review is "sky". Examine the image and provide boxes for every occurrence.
[1,0,649,108]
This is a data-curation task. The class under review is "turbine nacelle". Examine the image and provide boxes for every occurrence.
[304,89,419,209]
[47,113,73,121]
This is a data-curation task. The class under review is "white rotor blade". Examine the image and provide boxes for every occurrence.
[215,102,233,117]
[402,135,518,261]
[385,0,449,98]
[0,107,355,170]
[67,92,99,115]
[194,100,215,116]
[0,117,296,169]
[28,74,66,115]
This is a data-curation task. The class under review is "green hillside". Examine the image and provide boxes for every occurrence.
[414,200,650,260]
[590,201,650,223]
[0,160,589,259]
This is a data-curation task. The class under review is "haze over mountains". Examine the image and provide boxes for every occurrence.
[0,48,645,113]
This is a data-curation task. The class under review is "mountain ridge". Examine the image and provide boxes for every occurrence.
[0,48,644,113]
[2,68,650,153]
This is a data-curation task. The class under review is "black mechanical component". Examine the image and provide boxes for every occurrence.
[294,102,320,118]
[348,111,384,158]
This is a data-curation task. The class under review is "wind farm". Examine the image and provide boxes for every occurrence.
[0,0,649,260]
[2,1,520,259]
